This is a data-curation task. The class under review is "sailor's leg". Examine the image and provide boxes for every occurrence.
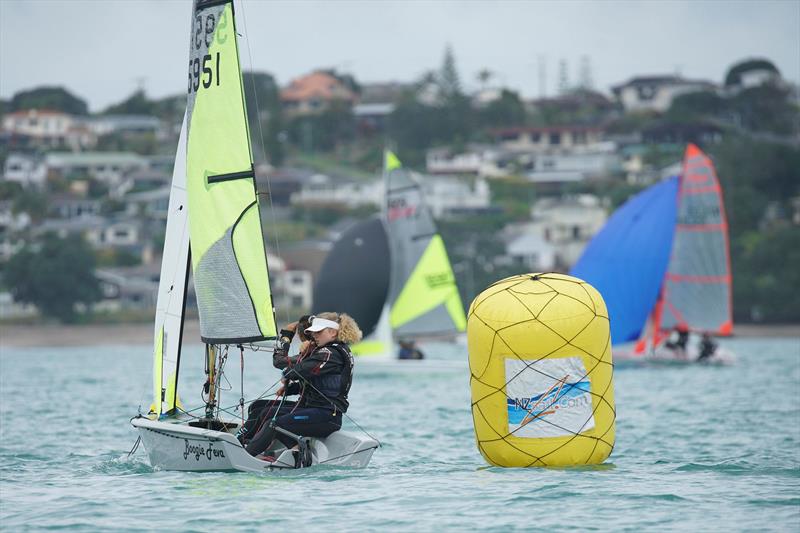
[271,408,343,449]
[243,401,297,455]
[237,399,272,442]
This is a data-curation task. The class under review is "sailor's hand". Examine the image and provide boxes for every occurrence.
[276,379,286,397]
[285,322,298,332]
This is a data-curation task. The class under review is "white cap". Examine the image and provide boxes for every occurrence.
[304,317,339,333]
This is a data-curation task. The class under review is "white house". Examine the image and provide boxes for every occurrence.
[0,201,31,261]
[45,152,148,189]
[1,109,95,149]
[267,253,314,312]
[612,76,717,113]
[419,175,491,218]
[89,115,163,137]
[524,144,620,184]
[291,174,383,208]
[501,195,607,270]
[2,153,47,188]
[503,231,557,272]
[124,187,171,221]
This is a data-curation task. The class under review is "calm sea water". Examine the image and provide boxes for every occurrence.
[1,337,798,531]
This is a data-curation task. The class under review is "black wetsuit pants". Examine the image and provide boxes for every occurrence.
[237,399,297,445]
[245,406,342,457]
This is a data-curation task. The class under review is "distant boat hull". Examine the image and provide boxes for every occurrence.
[613,344,736,367]
[131,416,378,472]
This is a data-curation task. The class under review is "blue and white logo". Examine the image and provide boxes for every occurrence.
[505,357,595,438]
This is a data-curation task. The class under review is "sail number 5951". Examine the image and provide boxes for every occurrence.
[188,53,221,93]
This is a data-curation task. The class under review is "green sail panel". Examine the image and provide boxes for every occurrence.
[390,234,467,335]
[384,151,466,338]
[186,0,276,343]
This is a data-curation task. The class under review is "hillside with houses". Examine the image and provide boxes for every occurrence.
[1,54,798,325]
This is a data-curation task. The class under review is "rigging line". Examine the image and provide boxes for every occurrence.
[239,344,245,424]
[238,0,290,327]
[289,371,382,445]
[127,435,142,458]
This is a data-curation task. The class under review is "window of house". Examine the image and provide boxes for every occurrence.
[549,133,561,145]
[636,85,656,100]
[291,296,304,308]
[531,133,541,143]
[572,225,580,239]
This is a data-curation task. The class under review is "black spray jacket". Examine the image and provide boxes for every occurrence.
[272,329,354,413]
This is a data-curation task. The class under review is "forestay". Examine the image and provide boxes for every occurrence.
[185,0,276,344]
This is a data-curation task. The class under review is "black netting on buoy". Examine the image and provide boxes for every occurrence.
[469,273,616,467]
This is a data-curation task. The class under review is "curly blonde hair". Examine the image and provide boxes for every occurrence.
[316,312,362,345]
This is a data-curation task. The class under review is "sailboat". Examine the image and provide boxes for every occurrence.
[130,0,377,471]
[312,151,467,362]
[570,144,734,365]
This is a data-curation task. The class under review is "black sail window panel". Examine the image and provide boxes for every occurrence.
[207,169,254,184]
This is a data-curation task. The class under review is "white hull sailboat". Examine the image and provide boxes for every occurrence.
[132,416,377,471]
[130,0,377,472]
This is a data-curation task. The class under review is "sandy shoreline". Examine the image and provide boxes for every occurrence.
[0,320,798,348]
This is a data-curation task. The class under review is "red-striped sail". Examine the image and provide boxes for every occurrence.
[649,144,733,347]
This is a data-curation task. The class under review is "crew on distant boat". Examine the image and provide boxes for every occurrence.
[398,339,425,360]
[664,324,690,356]
[244,312,361,462]
[697,333,718,362]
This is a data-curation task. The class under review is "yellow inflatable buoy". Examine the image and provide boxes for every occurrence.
[468,273,615,467]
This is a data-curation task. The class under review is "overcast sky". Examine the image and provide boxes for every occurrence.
[1,0,798,112]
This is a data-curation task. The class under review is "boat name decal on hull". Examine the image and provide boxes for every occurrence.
[183,440,226,461]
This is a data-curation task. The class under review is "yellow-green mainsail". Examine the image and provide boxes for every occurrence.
[185,0,276,343]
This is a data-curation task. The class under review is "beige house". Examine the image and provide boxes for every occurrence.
[492,125,604,152]
[281,71,357,116]
[2,109,95,149]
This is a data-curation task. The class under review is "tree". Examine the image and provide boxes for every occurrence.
[477,89,527,128]
[438,45,463,102]
[724,58,780,88]
[102,89,154,115]
[729,84,797,135]
[666,91,727,121]
[476,68,493,90]
[10,86,88,115]
[5,233,102,323]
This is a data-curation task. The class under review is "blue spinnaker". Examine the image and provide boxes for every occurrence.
[570,177,679,344]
